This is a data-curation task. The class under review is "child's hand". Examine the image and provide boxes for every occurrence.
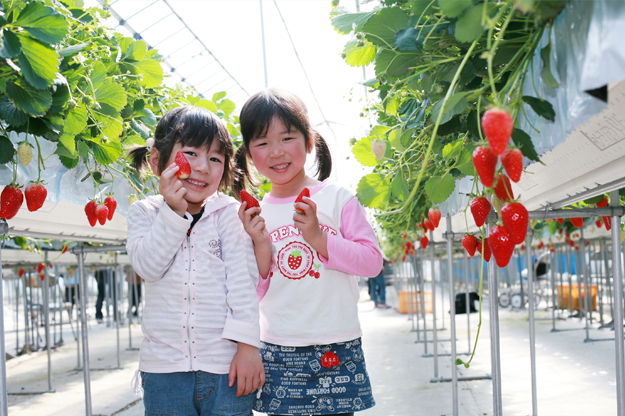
[238,202,271,247]
[228,342,265,397]
[159,163,188,217]
[293,197,328,258]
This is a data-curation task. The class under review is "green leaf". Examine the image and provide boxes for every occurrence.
[196,99,218,113]
[443,139,462,161]
[356,173,391,208]
[91,103,123,139]
[511,128,540,162]
[0,135,15,164]
[0,30,20,58]
[391,172,409,201]
[583,195,605,205]
[536,0,566,21]
[370,125,392,139]
[454,5,485,43]
[400,128,416,148]
[331,11,375,34]
[89,61,107,90]
[134,59,163,88]
[438,0,472,18]
[515,0,535,13]
[540,43,559,88]
[122,135,145,146]
[95,83,127,111]
[58,132,76,155]
[50,83,70,113]
[352,136,378,167]
[343,40,377,67]
[90,139,122,165]
[77,141,89,159]
[522,96,555,121]
[6,78,51,116]
[412,0,436,17]
[547,218,559,234]
[375,49,422,77]
[137,108,157,126]
[363,8,408,47]
[425,175,455,204]
[58,42,89,57]
[431,92,468,125]
[0,97,28,126]
[395,28,423,51]
[59,153,79,169]
[212,91,227,102]
[16,34,59,89]
[64,105,88,135]
[12,1,69,44]
[456,145,476,176]
[388,128,404,152]
[122,40,147,61]
[218,99,235,116]
[130,119,150,139]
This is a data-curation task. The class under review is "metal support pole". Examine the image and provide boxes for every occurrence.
[417,250,428,354]
[0,225,8,416]
[445,216,458,416]
[465,253,471,353]
[610,190,625,416]
[550,249,557,331]
[114,254,121,369]
[525,231,538,416]
[488,221,503,416]
[43,252,54,392]
[430,230,439,379]
[259,0,268,88]
[77,243,93,416]
[566,244,574,314]
[581,230,591,341]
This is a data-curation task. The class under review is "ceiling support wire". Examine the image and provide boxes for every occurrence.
[260,0,268,88]
[136,12,175,34]
[119,0,160,24]
[179,62,217,83]
[151,26,186,48]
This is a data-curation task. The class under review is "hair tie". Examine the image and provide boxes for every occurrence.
[146,138,155,150]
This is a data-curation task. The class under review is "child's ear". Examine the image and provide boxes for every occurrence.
[307,134,314,154]
[148,147,161,176]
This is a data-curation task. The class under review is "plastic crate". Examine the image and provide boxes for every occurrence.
[398,291,433,314]
[557,284,597,311]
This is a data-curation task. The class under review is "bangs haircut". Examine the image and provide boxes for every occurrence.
[240,89,311,149]
[154,106,234,190]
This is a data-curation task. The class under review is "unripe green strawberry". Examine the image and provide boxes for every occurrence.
[371,139,386,160]
[128,194,138,205]
[17,141,33,167]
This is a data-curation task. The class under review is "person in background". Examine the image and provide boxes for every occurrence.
[126,267,142,318]
[369,261,391,309]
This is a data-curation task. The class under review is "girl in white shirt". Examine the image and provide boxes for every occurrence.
[127,106,264,416]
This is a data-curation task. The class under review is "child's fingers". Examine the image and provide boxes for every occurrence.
[228,364,236,388]
[294,202,311,215]
[237,201,248,221]
[259,370,266,387]
[302,196,317,213]
[161,163,180,179]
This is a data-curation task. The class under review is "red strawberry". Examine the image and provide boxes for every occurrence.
[0,184,23,219]
[493,174,514,201]
[521,244,525,250]
[37,263,45,273]
[595,219,602,228]
[596,196,608,208]
[174,151,191,179]
[95,203,109,225]
[570,217,584,228]
[428,208,441,228]
[18,269,25,277]
[489,225,514,267]
[501,148,523,182]
[462,234,478,256]
[402,255,406,262]
[556,218,563,225]
[472,146,497,188]
[501,202,528,245]
[481,107,513,156]
[603,216,611,230]
[39,273,45,281]
[476,238,491,262]
[470,197,491,227]
[569,239,574,247]
[423,219,435,232]
[288,250,302,270]
[85,200,97,227]
[421,221,428,234]
[294,187,310,214]
[240,190,260,217]
[550,248,555,252]
[104,195,117,220]
[420,236,428,249]
[586,241,590,246]
[537,241,544,249]
[24,182,47,212]
[61,244,69,254]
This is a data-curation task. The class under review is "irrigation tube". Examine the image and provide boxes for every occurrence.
[610,190,625,416]
[487,219,503,416]
[77,243,93,416]
[445,216,458,416]
[525,231,538,416]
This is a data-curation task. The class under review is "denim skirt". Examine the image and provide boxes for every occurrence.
[254,338,375,415]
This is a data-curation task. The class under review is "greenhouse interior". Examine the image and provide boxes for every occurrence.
[1,0,625,415]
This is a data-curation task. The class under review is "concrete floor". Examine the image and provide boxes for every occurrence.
[3,286,622,415]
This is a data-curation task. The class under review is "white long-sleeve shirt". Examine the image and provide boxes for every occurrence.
[126,193,260,374]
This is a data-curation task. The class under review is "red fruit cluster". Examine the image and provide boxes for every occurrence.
[402,240,415,256]
[486,201,529,267]
[0,181,50,219]
[85,197,116,227]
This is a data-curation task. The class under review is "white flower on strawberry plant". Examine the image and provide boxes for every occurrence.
[371,139,387,160]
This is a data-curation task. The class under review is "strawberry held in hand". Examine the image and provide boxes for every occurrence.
[428,208,441,228]
[482,107,513,156]
[174,151,191,179]
[24,182,47,212]
[104,196,117,220]
[0,184,23,219]
[489,225,514,267]
[294,187,310,214]
[472,146,498,188]
[240,190,260,217]
[462,234,478,257]
[501,202,528,245]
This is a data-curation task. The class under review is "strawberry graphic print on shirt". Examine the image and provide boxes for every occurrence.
[278,241,314,279]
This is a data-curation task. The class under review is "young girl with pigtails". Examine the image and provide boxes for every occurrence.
[234,88,383,416]
[126,106,264,415]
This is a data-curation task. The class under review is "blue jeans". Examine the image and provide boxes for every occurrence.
[369,272,386,305]
[141,371,254,416]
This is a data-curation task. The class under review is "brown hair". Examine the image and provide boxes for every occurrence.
[232,88,332,197]
[128,106,234,191]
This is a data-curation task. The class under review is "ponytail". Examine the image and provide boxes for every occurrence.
[232,145,258,199]
[313,131,332,181]
[128,146,150,178]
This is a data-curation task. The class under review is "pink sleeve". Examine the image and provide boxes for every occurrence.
[257,273,270,301]
[319,196,383,277]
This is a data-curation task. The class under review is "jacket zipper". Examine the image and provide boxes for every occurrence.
[186,233,193,371]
